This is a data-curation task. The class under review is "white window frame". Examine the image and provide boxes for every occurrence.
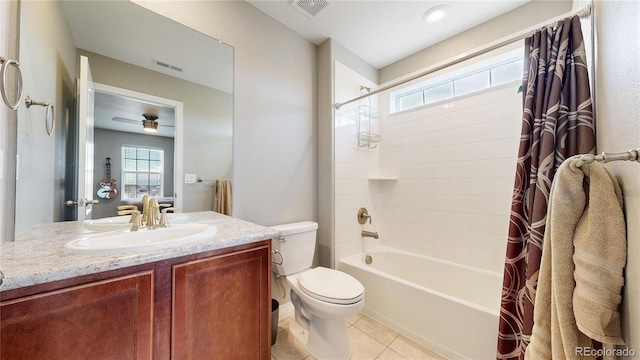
[121,145,165,200]
[390,47,524,114]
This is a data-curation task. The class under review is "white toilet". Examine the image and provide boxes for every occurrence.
[271,221,364,360]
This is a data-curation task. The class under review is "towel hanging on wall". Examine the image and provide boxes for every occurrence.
[525,155,627,359]
[214,178,232,216]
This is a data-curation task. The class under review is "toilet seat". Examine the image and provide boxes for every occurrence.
[297,267,364,305]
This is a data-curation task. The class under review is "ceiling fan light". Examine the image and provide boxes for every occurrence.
[142,119,158,133]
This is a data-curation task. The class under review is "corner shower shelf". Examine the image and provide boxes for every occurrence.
[357,131,380,145]
[341,105,380,122]
[367,176,397,181]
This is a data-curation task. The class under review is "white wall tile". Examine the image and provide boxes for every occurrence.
[471,249,497,272]
[335,72,520,274]
[472,214,495,234]
[469,196,493,215]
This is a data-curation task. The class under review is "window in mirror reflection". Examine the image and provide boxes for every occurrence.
[122,146,164,199]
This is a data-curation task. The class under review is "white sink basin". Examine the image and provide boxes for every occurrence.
[65,223,217,254]
[84,214,188,231]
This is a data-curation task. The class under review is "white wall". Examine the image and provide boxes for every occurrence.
[14,0,76,234]
[0,0,18,241]
[594,0,640,356]
[134,1,318,227]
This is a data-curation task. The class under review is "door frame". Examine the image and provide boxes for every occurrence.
[92,82,184,212]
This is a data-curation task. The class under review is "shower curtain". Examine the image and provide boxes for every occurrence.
[496,15,595,360]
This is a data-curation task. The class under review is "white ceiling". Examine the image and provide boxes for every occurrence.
[246,0,531,69]
[94,92,176,138]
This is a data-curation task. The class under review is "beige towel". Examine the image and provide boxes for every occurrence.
[214,178,232,216]
[525,156,626,360]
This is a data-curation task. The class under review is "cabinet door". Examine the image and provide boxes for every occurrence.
[1,271,154,360]
[172,244,271,360]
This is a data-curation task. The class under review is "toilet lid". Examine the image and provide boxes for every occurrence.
[297,267,364,305]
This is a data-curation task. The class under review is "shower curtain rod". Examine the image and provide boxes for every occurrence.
[334,4,592,110]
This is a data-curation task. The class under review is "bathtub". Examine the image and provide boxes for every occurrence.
[339,246,502,359]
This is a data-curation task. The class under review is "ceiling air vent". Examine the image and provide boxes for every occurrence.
[291,0,331,19]
[154,59,183,73]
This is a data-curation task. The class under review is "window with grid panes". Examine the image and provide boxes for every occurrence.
[121,146,164,199]
[391,49,524,113]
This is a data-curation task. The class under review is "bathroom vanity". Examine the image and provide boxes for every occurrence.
[0,212,277,360]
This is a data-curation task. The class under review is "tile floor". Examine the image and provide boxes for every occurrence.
[271,310,447,360]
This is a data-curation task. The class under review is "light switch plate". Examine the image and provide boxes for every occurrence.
[184,173,197,184]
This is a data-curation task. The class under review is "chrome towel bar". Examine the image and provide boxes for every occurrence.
[578,148,640,167]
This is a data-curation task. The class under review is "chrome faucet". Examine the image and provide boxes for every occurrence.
[361,230,379,239]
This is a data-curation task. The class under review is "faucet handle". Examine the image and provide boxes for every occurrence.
[130,211,143,231]
[358,208,372,224]
[159,207,180,227]
[117,205,139,211]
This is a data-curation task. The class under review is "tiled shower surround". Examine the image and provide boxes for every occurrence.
[335,61,522,273]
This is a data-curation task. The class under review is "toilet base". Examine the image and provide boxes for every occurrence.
[289,317,351,360]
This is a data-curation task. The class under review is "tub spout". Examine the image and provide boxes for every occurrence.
[361,230,379,239]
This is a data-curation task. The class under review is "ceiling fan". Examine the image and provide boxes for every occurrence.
[112,113,174,133]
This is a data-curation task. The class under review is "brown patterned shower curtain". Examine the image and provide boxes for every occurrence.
[496,16,595,360]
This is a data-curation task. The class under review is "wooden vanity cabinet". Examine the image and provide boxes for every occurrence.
[0,271,154,360]
[172,243,272,359]
[0,240,272,360]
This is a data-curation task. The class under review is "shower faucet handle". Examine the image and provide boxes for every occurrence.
[358,208,372,224]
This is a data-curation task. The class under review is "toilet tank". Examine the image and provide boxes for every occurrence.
[270,221,318,276]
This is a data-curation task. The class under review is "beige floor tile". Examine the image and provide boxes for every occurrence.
[347,311,365,325]
[348,326,387,360]
[271,314,445,360]
[377,347,409,360]
[389,335,447,360]
[278,316,294,334]
[271,329,310,360]
[354,316,399,346]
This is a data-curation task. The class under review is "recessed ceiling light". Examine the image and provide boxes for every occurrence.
[423,4,448,23]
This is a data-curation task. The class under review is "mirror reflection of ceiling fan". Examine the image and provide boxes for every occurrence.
[112,113,174,133]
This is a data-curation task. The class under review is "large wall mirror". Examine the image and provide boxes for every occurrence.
[15,0,233,237]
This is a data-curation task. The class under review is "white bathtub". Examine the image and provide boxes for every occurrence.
[339,246,502,360]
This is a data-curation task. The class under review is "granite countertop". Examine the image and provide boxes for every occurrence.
[0,211,279,292]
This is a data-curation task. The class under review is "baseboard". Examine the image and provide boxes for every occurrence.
[278,301,294,318]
